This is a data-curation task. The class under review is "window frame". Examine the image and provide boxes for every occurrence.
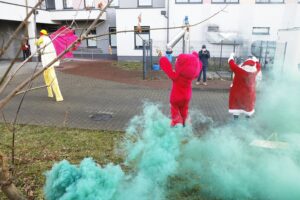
[109,0,119,7]
[63,0,73,9]
[252,27,270,35]
[109,27,117,48]
[207,26,219,32]
[211,0,239,4]
[86,29,97,48]
[45,0,56,10]
[255,0,284,4]
[138,0,153,7]
[175,0,202,4]
[134,26,150,50]
[84,0,95,9]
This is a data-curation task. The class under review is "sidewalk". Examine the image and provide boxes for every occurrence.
[0,60,42,76]
[0,60,231,131]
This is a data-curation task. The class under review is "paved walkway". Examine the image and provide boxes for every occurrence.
[0,60,231,131]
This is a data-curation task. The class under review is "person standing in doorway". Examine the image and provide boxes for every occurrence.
[196,45,210,86]
[21,37,31,60]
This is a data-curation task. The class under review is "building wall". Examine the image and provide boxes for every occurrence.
[116,8,166,59]
[119,0,165,8]
[276,28,300,73]
[0,0,116,59]
[0,0,55,59]
[0,1,54,23]
[0,20,24,59]
[116,0,300,60]
[70,8,116,57]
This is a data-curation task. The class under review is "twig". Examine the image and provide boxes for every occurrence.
[0,0,44,58]
[15,85,47,95]
[11,61,40,166]
[1,111,13,132]
[0,153,26,200]
[0,45,22,90]
[63,109,70,127]
[87,5,228,40]
[0,1,112,111]
[0,26,75,96]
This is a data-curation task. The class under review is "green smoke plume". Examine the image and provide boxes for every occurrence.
[44,64,300,200]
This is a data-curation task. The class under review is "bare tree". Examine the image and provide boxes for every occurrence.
[0,1,227,198]
[0,1,112,199]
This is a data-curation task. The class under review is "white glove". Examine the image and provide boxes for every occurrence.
[252,56,259,62]
[228,53,235,63]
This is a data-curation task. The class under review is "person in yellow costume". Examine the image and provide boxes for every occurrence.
[36,29,63,102]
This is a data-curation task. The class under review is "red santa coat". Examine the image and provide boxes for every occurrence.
[228,58,261,116]
[159,52,202,126]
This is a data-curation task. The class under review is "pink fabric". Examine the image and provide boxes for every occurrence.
[50,26,79,59]
[159,53,202,126]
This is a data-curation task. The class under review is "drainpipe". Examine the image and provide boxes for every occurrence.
[167,0,169,43]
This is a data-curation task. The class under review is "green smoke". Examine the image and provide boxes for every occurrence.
[44,65,300,200]
[44,104,189,200]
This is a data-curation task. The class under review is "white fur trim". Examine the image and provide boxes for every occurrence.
[229,109,255,116]
[241,65,257,73]
[228,57,234,63]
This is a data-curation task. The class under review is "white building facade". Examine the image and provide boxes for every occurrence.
[115,0,300,61]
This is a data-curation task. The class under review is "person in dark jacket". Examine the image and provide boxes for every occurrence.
[196,44,210,85]
[21,37,31,60]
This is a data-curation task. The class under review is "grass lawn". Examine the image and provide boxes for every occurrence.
[0,124,211,200]
[0,124,124,199]
[112,61,143,71]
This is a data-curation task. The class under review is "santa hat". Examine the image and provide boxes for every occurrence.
[241,59,257,73]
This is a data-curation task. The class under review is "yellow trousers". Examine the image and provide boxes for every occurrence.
[43,66,63,102]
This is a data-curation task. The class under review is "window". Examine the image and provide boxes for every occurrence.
[175,0,202,3]
[211,0,239,3]
[85,0,95,8]
[256,0,284,3]
[110,0,119,7]
[45,0,56,10]
[63,0,73,9]
[138,0,152,6]
[109,27,117,48]
[252,27,270,35]
[134,26,150,49]
[87,29,97,47]
[208,26,219,32]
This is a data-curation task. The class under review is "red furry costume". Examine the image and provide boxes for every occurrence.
[228,54,261,117]
[159,52,202,126]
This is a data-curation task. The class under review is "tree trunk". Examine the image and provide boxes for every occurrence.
[0,153,25,200]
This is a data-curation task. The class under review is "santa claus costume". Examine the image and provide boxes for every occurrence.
[159,52,202,126]
[228,53,261,118]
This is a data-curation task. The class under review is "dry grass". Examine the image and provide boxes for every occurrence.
[0,124,124,199]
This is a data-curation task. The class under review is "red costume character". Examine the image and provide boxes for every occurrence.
[228,53,261,118]
[159,52,202,126]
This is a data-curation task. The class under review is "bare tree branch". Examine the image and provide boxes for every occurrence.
[15,85,47,95]
[0,26,76,96]
[0,153,26,200]
[0,0,44,58]
[0,1,111,111]
[0,2,111,199]
[87,5,228,40]
[10,61,40,166]
[0,45,23,89]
